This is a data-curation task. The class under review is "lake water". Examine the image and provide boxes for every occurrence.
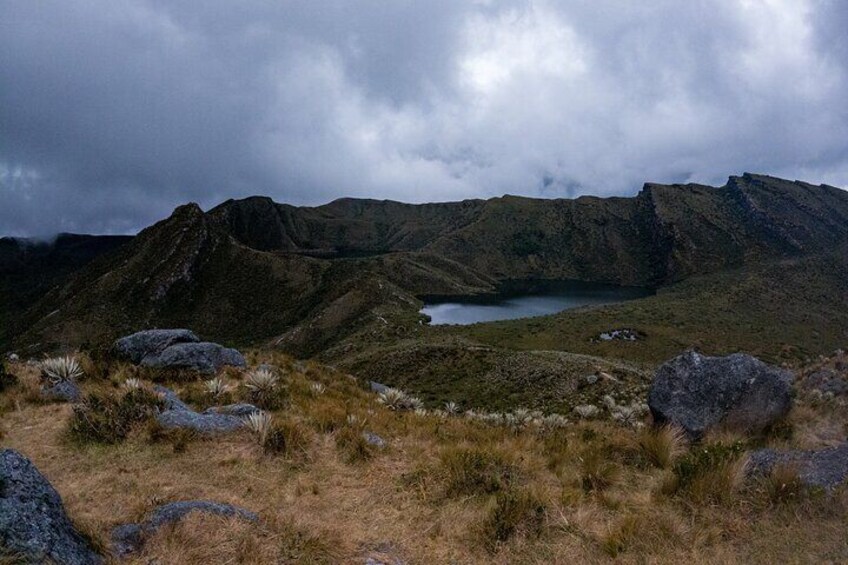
[421,281,652,325]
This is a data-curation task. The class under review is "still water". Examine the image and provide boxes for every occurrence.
[421,281,651,325]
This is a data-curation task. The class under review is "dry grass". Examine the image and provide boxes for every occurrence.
[1,352,847,563]
[639,424,688,469]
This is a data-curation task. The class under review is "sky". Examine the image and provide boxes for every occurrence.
[2,1,848,236]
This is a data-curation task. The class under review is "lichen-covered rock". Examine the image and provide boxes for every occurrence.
[41,379,82,403]
[0,449,102,564]
[648,351,792,439]
[156,409,244,435]
[141,342,246,374]
[111,500,258,557]
[113,329,199,364]
[749,442,848,489]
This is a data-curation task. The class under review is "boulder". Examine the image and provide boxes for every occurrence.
[41,379,82,403]
[0,449,102,564]
[141,342,246,374]
[749,442,848,489]
[111,500,258,557]
[113,329,199,364]
[152,384,192,412]
[648,351,792,439]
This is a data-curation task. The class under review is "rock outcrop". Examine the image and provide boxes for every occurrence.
[111,500,258,557]
[153,385,257,435]
[113,330,245,374]
[648,351,793,438]
[749,442,848,489]
[0,449,102,564]
[141,341,246,374]
[113,329,200,364]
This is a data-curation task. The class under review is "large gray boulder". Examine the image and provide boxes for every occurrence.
[111,500,258,557]
[648,351,793,439]
[141,342,246,374]
[113,329,199,364]
[749,442,848,489]
[0,449,102,564]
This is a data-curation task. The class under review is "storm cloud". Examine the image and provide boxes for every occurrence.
[2,0,847,236]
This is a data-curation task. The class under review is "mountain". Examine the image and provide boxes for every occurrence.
[4,173,848,364]
[0,233,132,345]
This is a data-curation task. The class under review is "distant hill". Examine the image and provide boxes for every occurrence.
[3,173,848,358]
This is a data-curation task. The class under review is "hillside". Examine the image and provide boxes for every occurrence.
[3,173,848,411]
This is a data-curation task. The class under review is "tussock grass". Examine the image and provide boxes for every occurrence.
[2,348,847,563]
[638,424,687,469]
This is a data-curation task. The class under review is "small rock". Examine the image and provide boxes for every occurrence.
[41,379,82,403]
[648,351,792,439]
[113,329,200,364]
[6,353,19,362]
[369,381,390,394]
[111,500,258,557]
[801,369,848,397]
[363,431,387,449]
[749,442,848,489]
[0,449,103,564]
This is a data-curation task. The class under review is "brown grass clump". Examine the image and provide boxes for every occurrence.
[763,463,807,505]
[638,424,687,469]
[262,419,311,459]
[479,487,546,552]
[68,387,164,444]
[439,445,518,497]
[579,450,620,493]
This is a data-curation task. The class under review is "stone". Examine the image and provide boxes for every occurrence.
[202,403,260,417]
[111,500,258,557]
[369,381,390,394]
[41,379,82,403]
[0,449,102,564]
[648,351,793,439]
[113,329,199,364]
[156,409,244,435]
[363,431,387,449]
[141,342,246,374]
[749,442,848,489]
[152,385,192,412]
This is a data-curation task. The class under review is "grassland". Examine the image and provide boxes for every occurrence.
[2,351,847,563]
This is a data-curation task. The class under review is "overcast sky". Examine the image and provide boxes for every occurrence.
[2,1,848,236]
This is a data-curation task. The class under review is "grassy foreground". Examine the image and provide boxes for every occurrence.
[2,351,847,564]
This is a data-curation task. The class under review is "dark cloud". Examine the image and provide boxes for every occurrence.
[1,0,847,236]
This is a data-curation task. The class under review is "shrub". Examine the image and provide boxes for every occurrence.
[377,387,423,411]
[480,488,546,551]
[244,369,288,410]
[638,425,687,469]
[671,441,748,504]
[580,450,620,492]
[40,355,84,384]
[439,446,517,497]
[0,363,17,392]
[263,419,310,458]
[764,463,806,504]
[335,425,375,463]
[309,401,347,433]
[147,421,198,453]
[204,377,231,398]
[69,388,164,444]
